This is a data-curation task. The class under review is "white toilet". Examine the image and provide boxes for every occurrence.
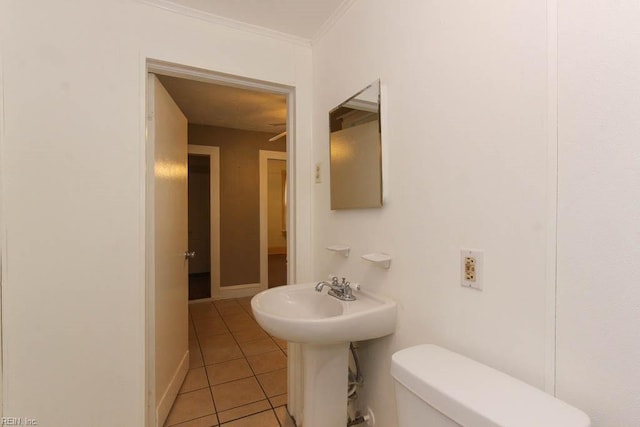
[391,345,590,427]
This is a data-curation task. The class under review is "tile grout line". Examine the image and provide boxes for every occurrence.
[240,298,289,427]
[213,299,271,425]
[193,304,221,426]
[186,298,292,426]
[237,297,291,426]
[165,310,215,427]
[218,300,275,409]
[216,298,287,427]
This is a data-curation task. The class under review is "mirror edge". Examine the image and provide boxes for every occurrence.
[328,79,383,210]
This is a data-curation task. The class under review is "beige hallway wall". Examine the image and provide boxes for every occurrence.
[189,124,286,287]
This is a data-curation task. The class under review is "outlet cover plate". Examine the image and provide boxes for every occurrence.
[461,249,483,291]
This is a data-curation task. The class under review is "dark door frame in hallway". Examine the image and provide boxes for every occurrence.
[187,144,220,301]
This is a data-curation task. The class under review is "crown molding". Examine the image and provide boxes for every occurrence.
[137,0,312,48]
[312,0,357,45]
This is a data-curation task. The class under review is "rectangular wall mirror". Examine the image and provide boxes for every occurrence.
[329,80,382,210]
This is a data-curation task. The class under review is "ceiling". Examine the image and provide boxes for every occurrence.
[157,75,287,133]
[154,1,352,132]
[160,0,348,39]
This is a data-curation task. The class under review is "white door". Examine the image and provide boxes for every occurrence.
[148,73,189,426]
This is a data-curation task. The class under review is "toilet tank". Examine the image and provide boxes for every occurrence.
[391,345,590,427]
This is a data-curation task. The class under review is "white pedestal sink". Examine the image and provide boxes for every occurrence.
[251,283,397,427]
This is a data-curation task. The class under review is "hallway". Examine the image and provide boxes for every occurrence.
[164,298,295,426]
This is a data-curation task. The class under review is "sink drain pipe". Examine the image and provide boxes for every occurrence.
[347,414,372,426]
[347,342,363,400]
[347,342,369,426]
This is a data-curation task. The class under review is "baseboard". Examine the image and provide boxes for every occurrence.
[156,349,189,427]
[212,283,262,300]
[268,246,287,255]
[189,297,213,304]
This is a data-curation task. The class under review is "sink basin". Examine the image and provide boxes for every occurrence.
[251,282,397,427]
[251,282,397,344]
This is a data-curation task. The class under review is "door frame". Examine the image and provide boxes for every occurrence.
[187,145,221,300]
[0,49,4,417]
[144,59,298,427]
[259,150,288,291]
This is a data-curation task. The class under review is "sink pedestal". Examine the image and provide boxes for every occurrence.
[251,282,398,426]
[301,342,349,427]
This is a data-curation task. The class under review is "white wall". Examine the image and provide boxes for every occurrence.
[556,2,640,426]
[313,1,551,425]
[2,0,637,425]
[0,1,312,425]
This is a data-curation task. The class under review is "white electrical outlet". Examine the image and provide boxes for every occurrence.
[461,249,483,290]
[315,163,321,183]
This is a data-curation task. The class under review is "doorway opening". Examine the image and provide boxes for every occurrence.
[186,144,220,301]
[145,59,296,427]
[187,153,211,299]
[156,71,290,300]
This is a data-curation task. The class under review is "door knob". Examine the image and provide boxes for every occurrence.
[184,250,196,260]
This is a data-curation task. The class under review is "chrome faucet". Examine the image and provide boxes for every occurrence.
[315,276,357,301]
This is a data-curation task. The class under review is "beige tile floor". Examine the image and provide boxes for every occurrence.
[164,297,296,427]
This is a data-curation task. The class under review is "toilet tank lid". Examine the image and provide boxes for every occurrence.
[391,345,590,427]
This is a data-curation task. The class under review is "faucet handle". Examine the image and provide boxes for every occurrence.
[351,282,361,291]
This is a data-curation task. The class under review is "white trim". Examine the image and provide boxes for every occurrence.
[284,90,297,287]
[312,0,357,45]
[148,59,292,96]
[156,350,189,426]
[144,71,157,427]
[213,283,263,300]
[188,145,221,301]
[188,297,212,304]
[545,0,559,396]
[0,43,5,416]
[259,150,287,293]
[137,0,311,47]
